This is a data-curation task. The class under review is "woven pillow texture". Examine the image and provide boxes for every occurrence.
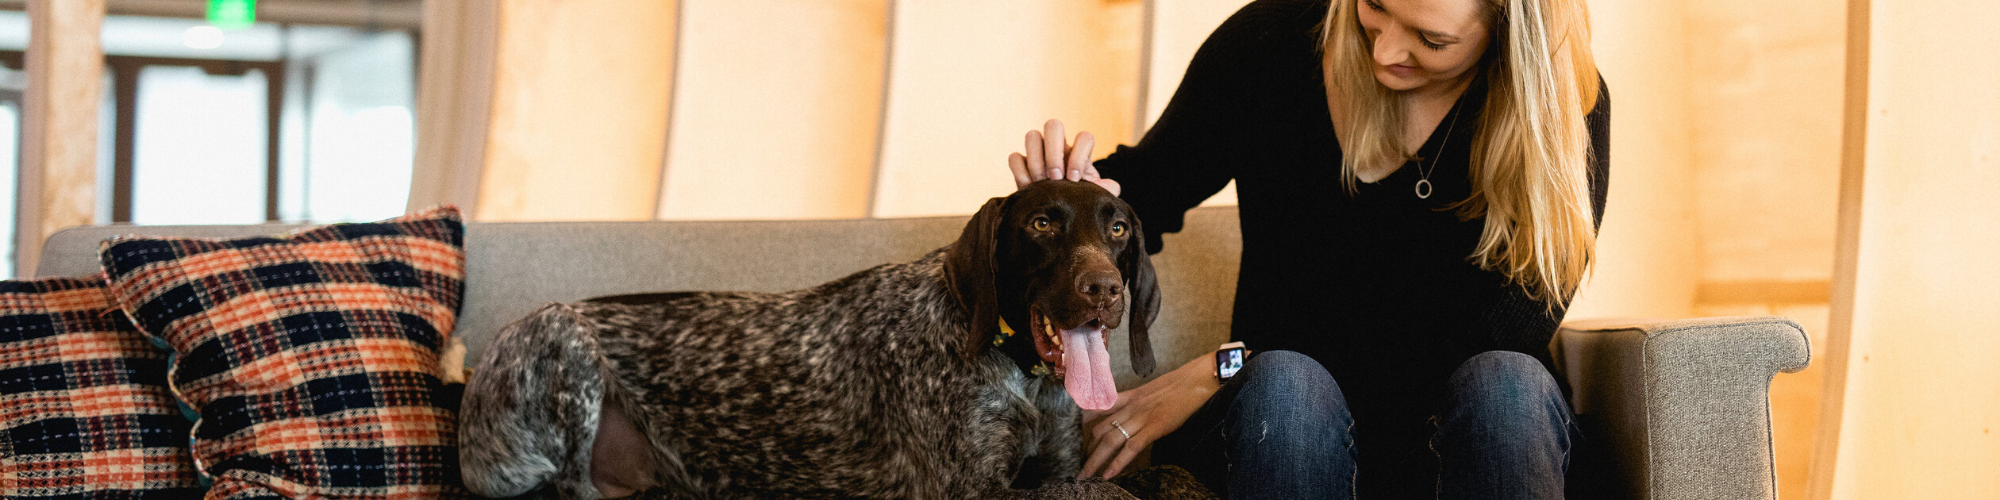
[0,276,203,499]
[98,207,467,500]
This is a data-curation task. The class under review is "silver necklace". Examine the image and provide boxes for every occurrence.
[1414,105,1462,200]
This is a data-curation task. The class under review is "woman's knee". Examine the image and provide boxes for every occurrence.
[1444,351,1567,428]
[1435,352,1572,490]
[1235,351,1342,404]
[1222,351,1355,474]
[1228,351,1352,430]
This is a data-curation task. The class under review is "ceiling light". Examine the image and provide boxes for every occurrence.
[207,0,257,30]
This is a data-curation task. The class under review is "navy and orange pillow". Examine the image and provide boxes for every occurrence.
[97,206,469,500]
[0,277,203,499]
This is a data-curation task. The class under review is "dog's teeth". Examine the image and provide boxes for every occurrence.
[1048,323,1062,347]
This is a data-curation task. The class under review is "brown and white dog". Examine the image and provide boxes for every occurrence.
[458,180,1159,499]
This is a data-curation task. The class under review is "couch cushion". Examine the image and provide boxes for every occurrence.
[0,276,203,500]
[96,207,467,500]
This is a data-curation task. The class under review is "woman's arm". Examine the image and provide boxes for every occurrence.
[1011,0,1311,252]
[1093,1,1311,253]
[1587,77,1611,232]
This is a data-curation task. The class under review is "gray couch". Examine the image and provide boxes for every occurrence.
[38,205,1809,500]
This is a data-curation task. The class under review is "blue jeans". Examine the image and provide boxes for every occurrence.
[1151,350,1573,499]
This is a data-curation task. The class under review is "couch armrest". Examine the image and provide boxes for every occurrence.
[1553,316,1810,500]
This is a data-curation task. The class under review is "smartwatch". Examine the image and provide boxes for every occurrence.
[1214,341,1247,383]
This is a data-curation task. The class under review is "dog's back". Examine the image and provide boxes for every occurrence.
[577,255,1007,497]
[461,253,1079,499]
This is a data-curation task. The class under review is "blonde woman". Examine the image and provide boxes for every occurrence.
[1006,0,1608,497]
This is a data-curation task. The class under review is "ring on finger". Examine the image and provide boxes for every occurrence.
[1111,420,1132,441]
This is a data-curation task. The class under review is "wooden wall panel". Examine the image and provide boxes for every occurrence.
[1820,0,2000,497]
[657,0,888,221]
[1561,0,1700,320]
[476,0,675,222]
[871,0,1142,218]
[1687,0,1846,286]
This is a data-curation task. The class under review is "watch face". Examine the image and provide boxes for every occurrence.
[1216,348,1245,380]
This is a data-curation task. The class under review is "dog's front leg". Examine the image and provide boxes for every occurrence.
[991,380,1144,499]
[1015,378,1087,487]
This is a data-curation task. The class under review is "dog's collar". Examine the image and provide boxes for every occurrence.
[994,318,1053,377]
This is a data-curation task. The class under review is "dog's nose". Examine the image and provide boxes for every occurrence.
[1078,270,1123,306]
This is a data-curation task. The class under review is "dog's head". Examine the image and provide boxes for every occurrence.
[944,180,1160,411]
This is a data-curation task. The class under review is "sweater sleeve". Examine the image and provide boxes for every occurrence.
[1480,77,1612,355]
[1588,77,1611,233]
[1094,0,1316,254]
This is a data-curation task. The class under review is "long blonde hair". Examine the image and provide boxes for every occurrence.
[1322,0,1601,309]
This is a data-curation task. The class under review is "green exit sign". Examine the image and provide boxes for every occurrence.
[207,0,256,30]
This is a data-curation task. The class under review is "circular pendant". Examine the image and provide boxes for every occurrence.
[1414,179,1433,199]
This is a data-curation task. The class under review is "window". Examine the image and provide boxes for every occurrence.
[0,10,418,270]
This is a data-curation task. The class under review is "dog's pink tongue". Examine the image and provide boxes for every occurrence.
[1061,327,1118,411]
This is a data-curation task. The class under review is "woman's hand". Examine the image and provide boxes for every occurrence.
[1008,119,1121,196]
[1077,352,1219,479]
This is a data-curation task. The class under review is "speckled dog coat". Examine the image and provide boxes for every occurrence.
[458,181,1160,499]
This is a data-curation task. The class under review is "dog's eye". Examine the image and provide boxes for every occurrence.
[1110,221,1128,238]
[1032,217,1052,232]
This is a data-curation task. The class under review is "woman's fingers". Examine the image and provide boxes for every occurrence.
[1043,120,1068,180]
[1020,120,1104,189]
[1024,130,1048,181]
[1082,415,1158,479]
[1067,131,1095,182]
[1091,178,1122,197]
[1079,424,1123,478]
[1102,434,1151,479]
[1008,153,1033,188]
[1081,405,1147,479]
[1089,411,1125,444]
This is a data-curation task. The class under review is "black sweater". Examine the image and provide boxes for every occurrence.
[1095,0,1610,490]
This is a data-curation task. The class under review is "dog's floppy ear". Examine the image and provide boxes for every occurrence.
[1121,214,1160,377]
[945,196,1007,360]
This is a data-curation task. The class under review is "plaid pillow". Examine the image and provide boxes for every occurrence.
[0,277,203,500]
[98,207,468,500]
